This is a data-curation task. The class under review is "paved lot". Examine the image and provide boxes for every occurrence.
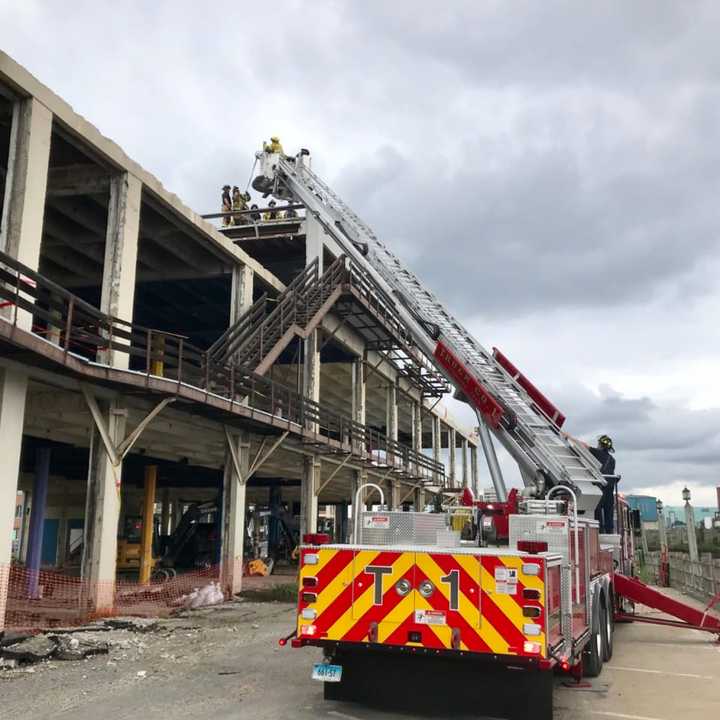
[1,593,718,720]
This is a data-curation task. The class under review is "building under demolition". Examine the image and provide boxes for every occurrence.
[0,52,480,628]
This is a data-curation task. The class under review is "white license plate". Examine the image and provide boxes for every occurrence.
[312,663,343,683]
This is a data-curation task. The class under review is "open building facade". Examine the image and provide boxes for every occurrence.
[0,52,480,628]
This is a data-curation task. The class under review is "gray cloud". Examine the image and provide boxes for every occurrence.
[2,1,719,503]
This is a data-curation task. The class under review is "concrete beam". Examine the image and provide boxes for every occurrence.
[99,173,141,368]
[81,397,126,614]
[46,163,111,197]
[0,368,29,630]
[301,455,321,536]
[221,429,250,597]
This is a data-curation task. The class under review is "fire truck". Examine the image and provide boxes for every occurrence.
[256,150,720,718]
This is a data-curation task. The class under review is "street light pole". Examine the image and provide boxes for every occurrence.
[656,499,667,553]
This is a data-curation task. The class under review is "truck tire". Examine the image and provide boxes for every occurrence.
[583,599,604,678]
[601,590,614,661]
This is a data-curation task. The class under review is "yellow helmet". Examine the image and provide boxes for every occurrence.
[271,136,280,143]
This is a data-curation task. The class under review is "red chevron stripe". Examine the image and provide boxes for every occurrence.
[314,549,354,588]
[314,550,399,632]
[427,553,481,609]
[342,562,415,642]
[414,563,491,652]
[478,586,528,650]
[480,555,530,611]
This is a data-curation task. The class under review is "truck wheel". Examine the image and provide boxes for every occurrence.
[583,602,604,678]
[601,591,614,661]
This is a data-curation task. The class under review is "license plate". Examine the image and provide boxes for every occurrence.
[311,663,343,683]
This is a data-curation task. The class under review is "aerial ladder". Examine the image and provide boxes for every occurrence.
[254,150,605,515]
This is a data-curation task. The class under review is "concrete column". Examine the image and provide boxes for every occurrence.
[26,446,51,598]
[221,430,250,597]
[0,97,52,330]
[81,398,126,614]
[0,367,29,630]
[461,438,469,487]
[230,263,254,324]
[684,502,699,562]
[386,382,398,467]
[351,357,366,454]
[448,428,457,487]
[301,456,321,537]
[470,445,479,496]
[99,173,141,368]
[303,330,320,431]
[391,481,402,510]
[431,415,441,483]
[139,465,157,585]
[305,214,325,273]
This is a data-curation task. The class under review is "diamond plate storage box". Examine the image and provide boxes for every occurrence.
[509,514,571,561]
[358,511,448,546]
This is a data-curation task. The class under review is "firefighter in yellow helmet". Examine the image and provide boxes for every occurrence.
[263,136,284,155]
[231,186,248,225]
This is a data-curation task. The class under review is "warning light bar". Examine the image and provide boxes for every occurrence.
[517,541,548,554]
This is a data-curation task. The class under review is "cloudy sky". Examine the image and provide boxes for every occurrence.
[2,1,720,506]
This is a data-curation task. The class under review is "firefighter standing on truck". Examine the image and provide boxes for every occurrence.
[231,186,249,225]
[589,434,617,533]
[264,136,284,155]
[221,185,232,227]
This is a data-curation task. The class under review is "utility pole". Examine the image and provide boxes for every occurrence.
[682,486,699,563]
[656,500,668,553]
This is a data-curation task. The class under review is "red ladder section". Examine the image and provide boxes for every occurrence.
[614,573,720,637]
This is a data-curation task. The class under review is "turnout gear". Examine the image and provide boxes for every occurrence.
[221,185,232,227]
[590,436,618,532]
[263,200,278,222]
[264,136,284,155]
[231,186,248,225]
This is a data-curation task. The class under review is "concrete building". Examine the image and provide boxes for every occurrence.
[0,52,481,628]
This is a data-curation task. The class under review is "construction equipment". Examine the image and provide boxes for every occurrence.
[255,149,720,719]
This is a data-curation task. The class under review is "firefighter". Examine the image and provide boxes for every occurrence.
[250,204,261,222]
[283,203,298,220]
[263,136,284,155]
[263,200,278,221]
[589,434,618,533]
[221,185,232,227]
[231,186,247,225]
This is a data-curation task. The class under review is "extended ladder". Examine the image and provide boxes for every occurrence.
[262,153,604,512]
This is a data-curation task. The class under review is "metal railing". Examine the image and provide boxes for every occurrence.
[0,250,444,482]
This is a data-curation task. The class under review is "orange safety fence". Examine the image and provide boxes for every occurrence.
[1,563,228,631]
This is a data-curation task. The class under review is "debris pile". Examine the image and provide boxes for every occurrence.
[1,632,108,667]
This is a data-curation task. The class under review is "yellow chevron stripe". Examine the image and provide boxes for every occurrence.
[377,593,415,643]
[501,555,545,594]
[314,557,354,617]
[299,547,337,579]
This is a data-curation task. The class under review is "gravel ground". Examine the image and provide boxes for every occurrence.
[2,592,718,720]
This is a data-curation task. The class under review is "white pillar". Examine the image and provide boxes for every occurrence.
[386,381,398,466]
[303,330,320,431]
[0,97,52,330]
[448,427,457,488]
[305,214,325,273]
[432,414,441,483]
[99,173,141,368]
[301,456,321,536]
[351,357,366,454]
[81,398,126,614]
[471,444,479,496]
[461,438,469,487]
[230,263,254,324]
[221,430,250,597]
[160,488,171,536]
[0,368,29,630]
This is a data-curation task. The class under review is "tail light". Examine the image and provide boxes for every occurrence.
[523,588,541,600]
[303,533,330,545]
[301,592,317,603]
[517,541,548,553]
[523,641,542,654]
[302,576,318,587]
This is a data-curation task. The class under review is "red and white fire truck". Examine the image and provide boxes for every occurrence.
[256,151,720,718]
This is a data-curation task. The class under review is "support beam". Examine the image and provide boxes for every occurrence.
[82,398,126,614]
[316,453,352,496]
[139,465,157,585]
[230,262,254,325]
[448,427,457,488]
[25,446,51,598]
[301,456,321,536]
[46,163,111,197]
[0,367,28,630]
[0,96,52,330]
[461,438,469,487]
[303,330,320,431]
[431,415,441,483]
[161,488,171,536]
[99,172,142,368]
[221,430,250,597]
[471,444,479,496]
